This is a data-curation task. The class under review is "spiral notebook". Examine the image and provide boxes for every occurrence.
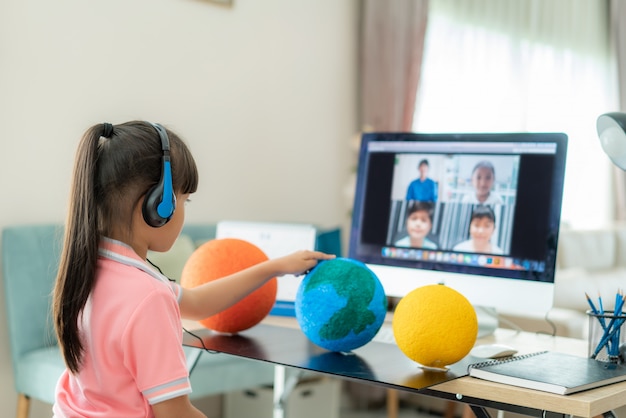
[468,351,626,395]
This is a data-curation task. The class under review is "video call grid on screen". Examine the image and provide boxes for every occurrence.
[349,132,568,283]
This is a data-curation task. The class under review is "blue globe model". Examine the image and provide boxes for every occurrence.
[295,258,387,352]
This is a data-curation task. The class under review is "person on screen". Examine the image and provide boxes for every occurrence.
[395,201,438,249]
[453,205,503,254]
[405,159,438,203]
[462,160,504,205]
[51,121,335,418]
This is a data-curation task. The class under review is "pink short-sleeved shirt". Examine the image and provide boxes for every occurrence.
[53,238,191,418]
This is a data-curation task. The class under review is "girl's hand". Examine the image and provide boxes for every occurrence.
[272,250,336,277]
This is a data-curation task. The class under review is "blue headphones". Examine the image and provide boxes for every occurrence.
[142,123,176,227]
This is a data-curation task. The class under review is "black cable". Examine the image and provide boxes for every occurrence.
[182,326,217,354]
[146,258,217,354]
[146,258,175,282]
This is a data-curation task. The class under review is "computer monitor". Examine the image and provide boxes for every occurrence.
[348,132,568,318]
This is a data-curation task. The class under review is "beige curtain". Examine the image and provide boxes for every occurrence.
[359,0,429,131]
[610,0,626,221]
[347,3,430,410]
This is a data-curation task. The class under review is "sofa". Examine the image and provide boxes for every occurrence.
[500,223,626,339]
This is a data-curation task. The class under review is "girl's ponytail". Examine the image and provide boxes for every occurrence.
[53,124,107,373]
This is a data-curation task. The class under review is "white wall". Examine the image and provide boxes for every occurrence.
[0,0,358,416]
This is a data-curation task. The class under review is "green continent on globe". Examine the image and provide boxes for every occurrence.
[304,260,380,341]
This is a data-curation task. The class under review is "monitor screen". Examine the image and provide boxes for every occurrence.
[348,132,568,317]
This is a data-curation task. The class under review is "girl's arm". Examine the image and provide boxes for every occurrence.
[178,250,335,320]
[152,395,206,418]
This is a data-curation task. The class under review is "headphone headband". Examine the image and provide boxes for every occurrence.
[150,122,171,152]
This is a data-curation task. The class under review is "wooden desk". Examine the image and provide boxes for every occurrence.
[428,329,624,418]
[182,317,624,418]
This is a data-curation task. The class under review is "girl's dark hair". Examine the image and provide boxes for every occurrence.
[406,200,434,222]
[52,121,198,373]
[471,204,496,223]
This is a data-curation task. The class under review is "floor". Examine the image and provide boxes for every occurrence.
[340,402,446,418]
[341,408,437,418]
[338,384,458,418]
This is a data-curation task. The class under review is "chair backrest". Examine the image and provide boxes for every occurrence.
[2,224,64,368]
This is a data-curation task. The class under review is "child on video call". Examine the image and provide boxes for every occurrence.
[453,205,503,254]
[462,160,504,205]
[52,121,334,418]
[394,201,437,249]
[405,159,438,203]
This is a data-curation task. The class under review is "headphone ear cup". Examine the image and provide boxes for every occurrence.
[142,157,176,227]
[142,185,167,227]
[143,122,176,228]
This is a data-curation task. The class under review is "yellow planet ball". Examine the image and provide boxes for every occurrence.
[392,284,478,368]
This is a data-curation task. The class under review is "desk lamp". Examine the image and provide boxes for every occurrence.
[597,112,626,169]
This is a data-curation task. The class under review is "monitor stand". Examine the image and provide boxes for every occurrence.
[474,305,499,338]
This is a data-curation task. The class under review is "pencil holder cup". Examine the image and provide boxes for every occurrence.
[587,310,626,363]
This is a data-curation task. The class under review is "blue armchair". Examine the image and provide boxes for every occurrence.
[2,225,66,418]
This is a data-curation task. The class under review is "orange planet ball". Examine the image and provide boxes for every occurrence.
[180,238,277,333]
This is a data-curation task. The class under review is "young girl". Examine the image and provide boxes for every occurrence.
[394,201,437,249]
[52,121,334,418]
[453,205,503,254]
